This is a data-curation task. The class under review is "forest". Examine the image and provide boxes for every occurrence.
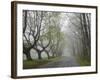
[23,10,91,69]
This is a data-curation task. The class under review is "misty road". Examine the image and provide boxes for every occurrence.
[39,56,80,68]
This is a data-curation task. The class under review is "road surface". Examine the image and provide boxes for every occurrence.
[39,56,80,68]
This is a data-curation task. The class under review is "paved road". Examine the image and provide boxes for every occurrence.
[39,56,80,68]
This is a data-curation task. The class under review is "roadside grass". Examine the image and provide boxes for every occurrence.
[23,56,61,69]
[77,56,91,66]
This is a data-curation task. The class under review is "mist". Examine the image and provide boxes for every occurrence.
[23,10,91,67]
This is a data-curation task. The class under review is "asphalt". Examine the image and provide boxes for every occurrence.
[39,56,80,68]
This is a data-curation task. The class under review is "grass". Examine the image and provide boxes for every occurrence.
[23,56,61,69]
[77,56,91,66]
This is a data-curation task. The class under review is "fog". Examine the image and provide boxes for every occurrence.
[24,13,77,60]
[23,10,91,64]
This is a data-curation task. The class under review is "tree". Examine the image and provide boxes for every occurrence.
[23,10,45,60]
[65,13,91,62]
[23,11,64,60]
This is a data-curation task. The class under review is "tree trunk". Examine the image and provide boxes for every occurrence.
[37,50,42,59]
[45,50,50,59]
[26,52,32,60]
[23,47,32,60]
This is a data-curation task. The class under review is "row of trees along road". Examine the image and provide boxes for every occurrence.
[23,10,91,64]
[65,13,91,63]
[23,11,64,60]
